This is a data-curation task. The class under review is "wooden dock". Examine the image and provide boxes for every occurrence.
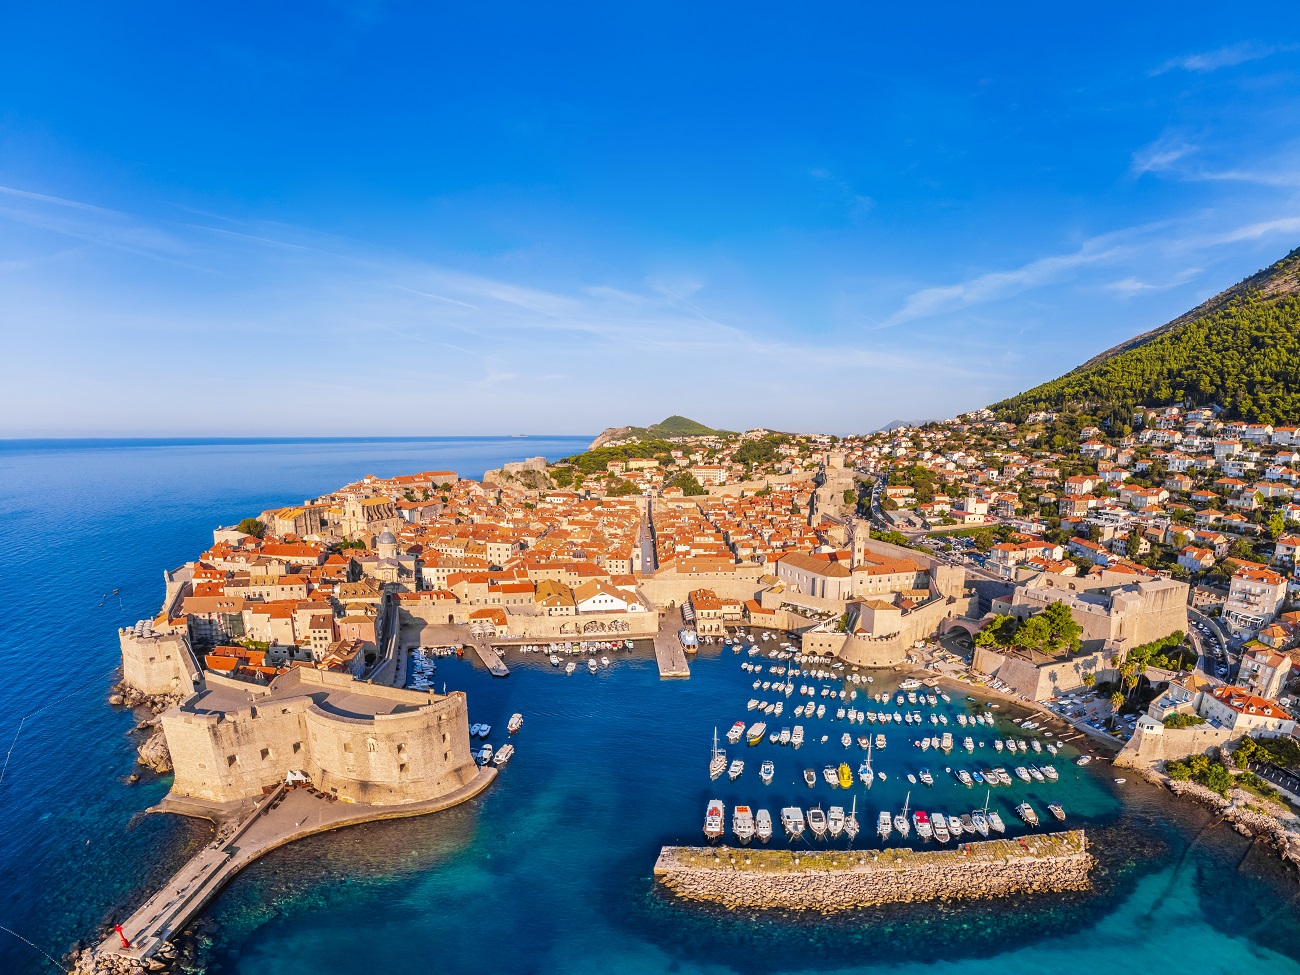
[653,626,691,679]
[470,642,510,677]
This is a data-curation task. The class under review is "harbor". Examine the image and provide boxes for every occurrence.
[654,830,1093,910]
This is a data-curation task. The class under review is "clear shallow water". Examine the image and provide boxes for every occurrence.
[2,437,1299,973]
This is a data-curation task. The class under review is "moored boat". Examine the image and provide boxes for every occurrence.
[807,806,828,839]
[755,809,773,843]
[727,721,746,744]
[1016,801,1039,827]
[704,799,725,840]
[728,758,744,781]
[1048,802,1065,821]
[781,806,806,838]
[733,805,756,844]
[760,760,775,784]
[507,713,523,734]
[747,722,767,745]
[877,809,892,839]
[492,743,514,766]
[827,805,845,837]
[837,763,853,788]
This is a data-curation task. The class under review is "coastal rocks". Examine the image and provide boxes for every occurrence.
[111,682,181,715]
[654,831,1094,912]
[137,731,173,774]
[1155,771,1300,872]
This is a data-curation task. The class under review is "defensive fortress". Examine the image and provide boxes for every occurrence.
[164,667,480,806]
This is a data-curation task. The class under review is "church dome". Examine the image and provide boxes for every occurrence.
[376,529,397,546]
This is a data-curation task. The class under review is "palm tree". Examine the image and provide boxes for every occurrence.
[1109,690,1125,712]
[1082,671,1097,688]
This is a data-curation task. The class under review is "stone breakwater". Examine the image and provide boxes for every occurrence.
[654,830,1093,911]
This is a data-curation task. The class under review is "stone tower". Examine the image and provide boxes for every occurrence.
[850,518,871,568]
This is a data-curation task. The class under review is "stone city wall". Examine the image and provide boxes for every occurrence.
[1114,718,1234,768]
[120,629,201,698]
[971,645,1122,702]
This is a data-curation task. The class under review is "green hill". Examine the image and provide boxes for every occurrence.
[992,246,1300,426]
[588,415,730,450]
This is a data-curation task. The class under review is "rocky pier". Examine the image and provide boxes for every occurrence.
[654,830,1093,911]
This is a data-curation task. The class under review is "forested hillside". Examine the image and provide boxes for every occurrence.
[993,247,1300,426]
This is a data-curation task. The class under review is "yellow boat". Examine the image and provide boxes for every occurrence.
[837,763,853,788]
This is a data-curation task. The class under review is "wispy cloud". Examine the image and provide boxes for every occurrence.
[1130,136,1197,176]
[1152,42,1298,75]
[810,167,876,222]
[880,236,1133,328]
[1105,267,1201,298]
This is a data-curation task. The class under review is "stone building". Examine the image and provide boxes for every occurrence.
[992,570,1188,653]
[162,667,479,806]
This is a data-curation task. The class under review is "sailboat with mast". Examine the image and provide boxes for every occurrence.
[858,736,874,787]
[845,796,860,841]
[894,791,911,838]
[971,790,991,838]
[709,728,727,780]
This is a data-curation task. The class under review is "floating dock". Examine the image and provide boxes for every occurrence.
[654,829,1092,910]
[653,627,691,679]
[471,642,510,677]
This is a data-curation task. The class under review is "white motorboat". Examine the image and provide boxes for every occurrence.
[565,661,576,675]
[704,800,725,840]
[601,656,610,667]
[507,713,523,734]
[931,812,950,843]
[807,806,828,839]
[1016,802,1039,827]
[760,760,775,784]
[493,743,514,767]
[549,654,560,667]
[781,806,806,838]
[792,725,804,748]
[827,805,845,837]
[755,808,773,843]
[841,733,852,748]
[822,766,838,785]
[588,658,598,674]
[727,721,746,745]
[747,722,767,745]
[877,809,892,839]
[988,808,1006,834]
[733,805,756,844]
[728,759,744,781]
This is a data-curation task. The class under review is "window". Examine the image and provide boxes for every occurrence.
[343,741,353,753]
[227,755,237,767]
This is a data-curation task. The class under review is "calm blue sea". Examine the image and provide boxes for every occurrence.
[2,437,1299,974]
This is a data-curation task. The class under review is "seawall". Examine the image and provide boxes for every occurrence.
[654,830,1093,911]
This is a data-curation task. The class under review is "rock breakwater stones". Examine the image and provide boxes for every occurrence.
[653,830,1094,911]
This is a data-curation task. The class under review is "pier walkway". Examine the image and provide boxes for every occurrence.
[653,622,690,679]
[98,768,496,963]
[469,641,510,677]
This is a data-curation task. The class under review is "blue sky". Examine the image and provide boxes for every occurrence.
[2,3,1299,436]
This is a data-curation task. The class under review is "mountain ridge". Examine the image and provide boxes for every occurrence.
[991,246,1300,426]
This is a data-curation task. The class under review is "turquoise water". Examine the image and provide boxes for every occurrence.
[2,438,1300,973]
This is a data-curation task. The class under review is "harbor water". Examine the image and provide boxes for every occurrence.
[2,437,1300,973]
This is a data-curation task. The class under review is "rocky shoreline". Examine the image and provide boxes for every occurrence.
[109,682,179,777]
[1128,763,1300,869]
[655,830,1094,911]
